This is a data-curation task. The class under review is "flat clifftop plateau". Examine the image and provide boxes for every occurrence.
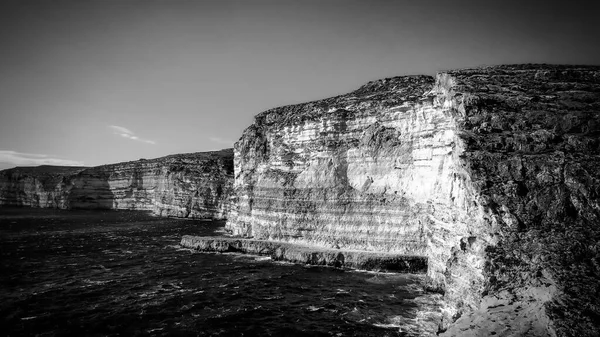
[0,149,234,219]
[227,64,600,336]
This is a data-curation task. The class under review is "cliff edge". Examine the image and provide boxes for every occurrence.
[226,64,600,336]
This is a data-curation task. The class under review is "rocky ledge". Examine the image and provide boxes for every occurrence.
[226,64,600,336]
[0,149,234,219]
[180,235,427,273]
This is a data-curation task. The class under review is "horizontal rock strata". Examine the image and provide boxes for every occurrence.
[180,235,427,273]
[226,64,600,336]
[0,150,234,219]
[0,166,87,208]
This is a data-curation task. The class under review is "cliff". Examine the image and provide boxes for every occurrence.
[0,149,234,219]
[437,65,600,336]
[0,166,87,208]
[226,65,600,336]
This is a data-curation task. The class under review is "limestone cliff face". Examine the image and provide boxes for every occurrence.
[0,150,234,219]
[0,166,87,208]
[227,74,482,328]
[227,65,600,335]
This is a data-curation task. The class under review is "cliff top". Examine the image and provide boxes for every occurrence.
[444,63,600,75]
[0,165,89,189]
[89,148,233,169]
[440,63,600,73]
[432,64,600,136]
[246,64,600,131]
[0,149,235,179]
[82,148,235,176]
[442,64,600,92]
[0,165,89,175]
[252,75,435,127]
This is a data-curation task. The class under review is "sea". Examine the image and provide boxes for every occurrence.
[0,207,442,336]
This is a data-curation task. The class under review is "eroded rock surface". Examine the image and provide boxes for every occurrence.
[438,65,600,336]
[226,65,600,336]
[181,235,428,273]
[0,150,234,219]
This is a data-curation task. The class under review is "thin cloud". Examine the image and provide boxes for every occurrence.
[208,136,234,146]
[109,125,156,144]
[109,125,134,135]
[0,150,85,170]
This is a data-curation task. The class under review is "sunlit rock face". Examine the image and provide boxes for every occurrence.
[227,75,483,328]
[0,150,234,219]
[0,166,87,208]
[227,65,600,335]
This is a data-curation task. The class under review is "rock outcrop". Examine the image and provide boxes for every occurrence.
[226,65,600,336]
[0,149,234,219]
[437,65,600,337]
[180,235,428,273]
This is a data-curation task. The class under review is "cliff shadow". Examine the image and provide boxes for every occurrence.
[67,171,116,210]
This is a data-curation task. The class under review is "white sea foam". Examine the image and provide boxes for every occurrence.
[168,244,195,253]
[272,260,295,266]
[139,291,158,298]
[254,256,271,261]
[82,279,111,286]
[306,306,324,312]
[373,323,403,329]
[147,327,164,333]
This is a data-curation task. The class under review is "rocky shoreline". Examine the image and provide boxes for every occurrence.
[180,235,428,273]
[2,64,600,336]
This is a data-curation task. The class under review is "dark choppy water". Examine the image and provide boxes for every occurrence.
[0,207,442,336]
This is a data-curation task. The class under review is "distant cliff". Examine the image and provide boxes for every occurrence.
[0,166,88,208]
[0,149,234,219]
[226,65,600,336]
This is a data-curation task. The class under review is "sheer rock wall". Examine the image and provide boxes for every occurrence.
[0,150,234,219]
[439,65,600,337]
[0,166,87,208]
[227,65,600,335]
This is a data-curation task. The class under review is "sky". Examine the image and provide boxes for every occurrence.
[0,0,599,169]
